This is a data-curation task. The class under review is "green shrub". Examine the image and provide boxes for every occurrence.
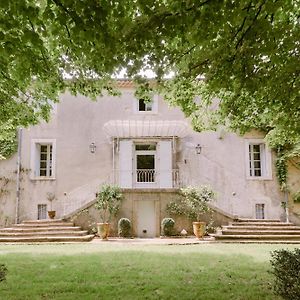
[270,248,300,300]
[166,185,215,222]
[95,184,123,223]
[0,264,7,282]
[161,218,175,236]
[118,218,131,238]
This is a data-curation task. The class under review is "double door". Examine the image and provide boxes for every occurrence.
[119,140,173,188]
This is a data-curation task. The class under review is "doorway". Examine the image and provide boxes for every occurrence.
[135,143,157,187]
[136,200,156,237]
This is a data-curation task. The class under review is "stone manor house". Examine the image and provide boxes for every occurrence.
[0,80,299,237]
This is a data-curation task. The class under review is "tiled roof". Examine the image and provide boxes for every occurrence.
[115,79,134,88]
[115,79,157,88]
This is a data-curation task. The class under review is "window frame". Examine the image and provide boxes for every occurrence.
[245,139,272,180]
[134,95,158,114]
[30,139,56,180]
[255,203,265,219]
[37,204,47,220]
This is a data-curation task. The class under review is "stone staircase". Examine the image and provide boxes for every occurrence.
[212,219,300,243]
[0,219,94,243]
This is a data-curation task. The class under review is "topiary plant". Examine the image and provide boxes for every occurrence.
[166,186,215,222]
[95,184,123,223]
[181,186,215,222]
[118,218,131,238]
[161,218,175,236]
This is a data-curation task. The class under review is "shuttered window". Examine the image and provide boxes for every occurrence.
[38,204,47,220]
[249,144,264,177]
[39,144,53,177]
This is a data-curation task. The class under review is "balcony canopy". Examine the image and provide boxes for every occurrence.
[103,120,189,138]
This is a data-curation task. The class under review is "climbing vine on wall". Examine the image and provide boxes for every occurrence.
[0,176,11,198]
[275,148,288,191]
[266,128,300,198]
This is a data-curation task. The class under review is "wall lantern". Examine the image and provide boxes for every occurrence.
[195,144,202,155]
[89,142,96,153]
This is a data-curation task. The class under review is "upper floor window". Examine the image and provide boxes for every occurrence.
[245,139,272,180]
[134,96,158,114]
[39,144,53,177]
[31,139,56,180]
[249,144,263,177]
[138,99,153,112]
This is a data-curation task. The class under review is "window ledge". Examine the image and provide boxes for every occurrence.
[135,111,158,115]
[246,176,273,181]
[30,177,56,181]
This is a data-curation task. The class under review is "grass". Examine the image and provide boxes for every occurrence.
[0,243,299,300]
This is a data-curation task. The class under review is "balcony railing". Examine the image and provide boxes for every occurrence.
[136,169,156,183]
[112,169,183,188]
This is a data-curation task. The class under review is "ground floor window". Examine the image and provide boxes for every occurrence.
[37,204,47,220]
[255,203,265,219]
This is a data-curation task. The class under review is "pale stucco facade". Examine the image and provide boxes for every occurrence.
[0,84,299,236]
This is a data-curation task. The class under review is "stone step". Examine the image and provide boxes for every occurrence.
[214,219,300,242]
[223,225,300,231]
[22,219,65,224]
[13,222,74,228]
[222,230,300,235]
[237,218,281,223]
[0,230,89,237]
[0,226,81,233]
[0,220,94,243]
[214,240,300,244]
[231,222,294,226]
[213,234,300,240]
[0,235,94,243]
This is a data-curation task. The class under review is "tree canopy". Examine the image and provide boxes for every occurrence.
[0,0,299,163]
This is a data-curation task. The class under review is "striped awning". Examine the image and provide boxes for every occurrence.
[103,120,189,138]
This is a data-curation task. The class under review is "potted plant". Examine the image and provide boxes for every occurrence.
[181,186,215,239]
[47,192,56,219]
[94,184,123,240]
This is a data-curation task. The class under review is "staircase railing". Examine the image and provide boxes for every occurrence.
[61,169,184,218]
[62,175,113,218]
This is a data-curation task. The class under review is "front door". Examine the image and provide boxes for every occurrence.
[136,200,156,237]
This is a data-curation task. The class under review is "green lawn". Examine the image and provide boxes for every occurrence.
[0,243,298,300]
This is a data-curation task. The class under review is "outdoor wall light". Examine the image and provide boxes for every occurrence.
[195,144,202,155]
[89,142,96,153]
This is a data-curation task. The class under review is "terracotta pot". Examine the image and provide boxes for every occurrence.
[97,223,110,240]
[193,221,206,239]
[48,211,56,219]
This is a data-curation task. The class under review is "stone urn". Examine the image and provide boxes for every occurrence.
[97,223,110,240]
[192,222,206,239]
[48,211,56,219]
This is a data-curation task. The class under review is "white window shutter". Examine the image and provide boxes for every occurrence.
[152,96,158,113]
[35,143,40,177]
[119,140,133,188]
[158,140,172,188]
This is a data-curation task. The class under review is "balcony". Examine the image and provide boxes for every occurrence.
[112,169,183,189]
